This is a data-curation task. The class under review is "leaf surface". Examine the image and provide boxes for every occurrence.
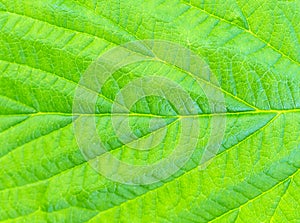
[0,0,299,222]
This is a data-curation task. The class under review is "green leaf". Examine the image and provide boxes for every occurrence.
[0,0,299,222]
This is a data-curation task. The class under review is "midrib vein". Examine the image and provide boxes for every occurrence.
[1,109,300,118]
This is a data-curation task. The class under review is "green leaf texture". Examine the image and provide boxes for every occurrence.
[0,0,300,222]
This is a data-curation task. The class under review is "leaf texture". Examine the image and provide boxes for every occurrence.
[0,0,299,222]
